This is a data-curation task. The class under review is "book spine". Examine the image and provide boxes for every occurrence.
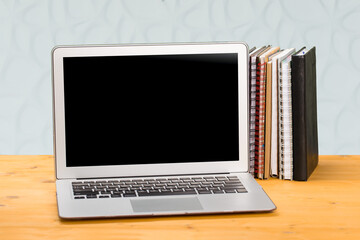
[264,62,272,179]
[292,48,319,181]
[304,49,319,179]
[281,60,293,180]
[249,56,257,176]
[270,59,278,177]
[278,63,283,179]
[255,60,266,179]
[278,59,294,180]
[291,56,307,181]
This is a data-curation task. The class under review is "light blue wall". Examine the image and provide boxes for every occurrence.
[1,0,360,154]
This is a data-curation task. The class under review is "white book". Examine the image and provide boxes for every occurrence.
[270,48,295,177]
[279,55,293,180]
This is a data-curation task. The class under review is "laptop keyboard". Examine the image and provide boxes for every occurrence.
[71,175,247,199]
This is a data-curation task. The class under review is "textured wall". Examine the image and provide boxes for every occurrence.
[0,0,359,154]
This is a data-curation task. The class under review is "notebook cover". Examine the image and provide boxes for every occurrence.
[249,46,267,176]
[264,51,283,179]
[275,49,296,179]
[269,50,283,177]
[291,47,319,181]
[255,51,268,179]
[264,61,272,179]
[256,47,279,179]
[279,56,293,180]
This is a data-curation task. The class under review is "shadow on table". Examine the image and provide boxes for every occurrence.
[59,210,279,225]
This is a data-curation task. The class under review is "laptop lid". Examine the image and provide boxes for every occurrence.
[52,42,249,179]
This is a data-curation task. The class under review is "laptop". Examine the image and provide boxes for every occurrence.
[52,42,276,219]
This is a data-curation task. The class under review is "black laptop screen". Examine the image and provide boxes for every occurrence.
[63,53,239,167]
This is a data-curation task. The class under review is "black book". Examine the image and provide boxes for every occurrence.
[291,47,319,181]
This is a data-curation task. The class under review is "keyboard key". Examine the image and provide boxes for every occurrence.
[212,190,224,194]
[72,182,86,186]
[191,177,202,180]
[155,183,166,187]
[111,194,122,198]
[73,190,98,195]
[123,193,137,197]
[216,177,227,181]
[172,189,184,193]
[124,190,136,194]
[72,181,83,184]
[235,188,247,193]
[227,176,238,180]
[131,179,142,182]
[89,183,101,186]
[224,189,236,193]
[119,180,131,184]
[212,183,224,187]
[179,177,190,180]
[184,189,197,194]
[168,178,179,181]
[138,190,196,197]
[86,195,97,199]
[201,183,212,187]
[108,180,119,183]
[183,179,194,183]
[197,190,212,194]
[161,189,172,193]
[224,183,243,188]
[72,176,246,199]
[112,190,123,194]
[171,180,182,183]
[203,176,215,179]
[73,184,89,187]
[149,189,160,193]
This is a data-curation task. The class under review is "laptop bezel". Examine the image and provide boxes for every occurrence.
[52,42,249,179]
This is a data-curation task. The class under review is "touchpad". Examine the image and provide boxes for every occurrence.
[130,197,203,212]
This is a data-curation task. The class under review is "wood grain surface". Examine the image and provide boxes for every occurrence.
[0,155,359,240]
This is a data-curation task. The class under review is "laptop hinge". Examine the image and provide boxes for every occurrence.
[75,172,235,180]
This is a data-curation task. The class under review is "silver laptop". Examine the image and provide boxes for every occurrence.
[52,42,276,219]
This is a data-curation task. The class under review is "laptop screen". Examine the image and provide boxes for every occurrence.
[63,53,239,167]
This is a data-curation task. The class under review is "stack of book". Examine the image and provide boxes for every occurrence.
[248,46,319,181]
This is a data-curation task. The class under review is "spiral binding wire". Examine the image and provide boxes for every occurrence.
[249,56,258,176]
[278,57,293,180]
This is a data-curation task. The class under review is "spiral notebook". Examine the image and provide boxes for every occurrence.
[248,45,318,181]
[255,47,279,179]
[279,55,293,180]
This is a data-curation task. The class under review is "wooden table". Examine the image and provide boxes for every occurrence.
[0,155,359,239]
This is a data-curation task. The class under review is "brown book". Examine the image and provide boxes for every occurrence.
[264,61,272,179]
[264,51,283,179]
[256,47,280,179]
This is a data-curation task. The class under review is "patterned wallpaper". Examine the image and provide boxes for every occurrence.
[0,0,359,154]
